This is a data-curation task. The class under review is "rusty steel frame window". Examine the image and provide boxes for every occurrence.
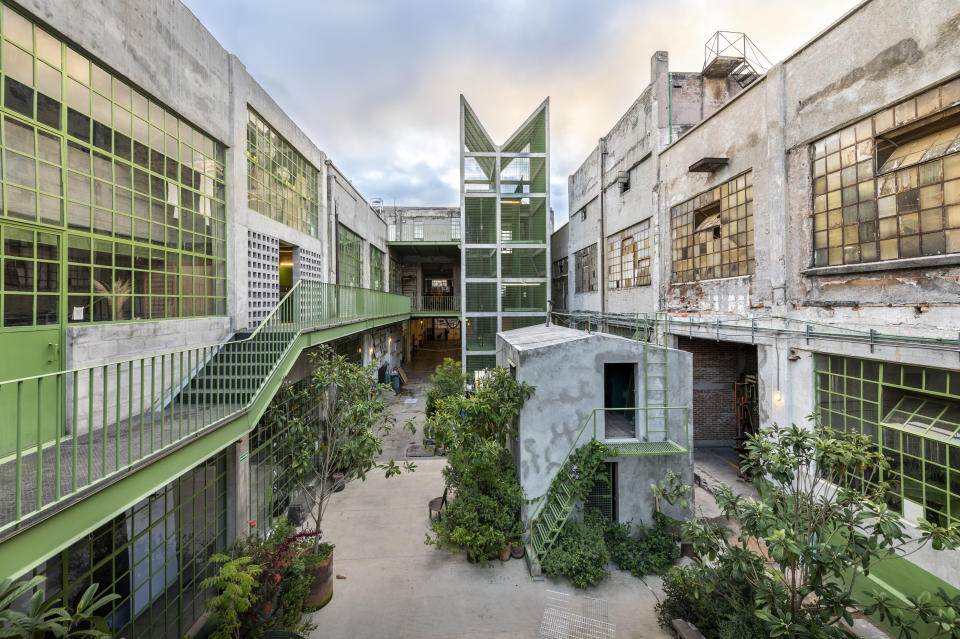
[607,219,651,289]
[551,256,568,309]
[812,77,960,267]
[574,243,597,293]
[670,171,754,284]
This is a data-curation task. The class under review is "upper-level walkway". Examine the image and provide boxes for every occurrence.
[0,281,410,578]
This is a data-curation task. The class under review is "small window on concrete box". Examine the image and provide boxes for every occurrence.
[604,363,636,440]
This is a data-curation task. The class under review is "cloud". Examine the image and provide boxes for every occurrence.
[182,0,861,222]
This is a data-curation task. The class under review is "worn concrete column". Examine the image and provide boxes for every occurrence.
[228,434,251,543]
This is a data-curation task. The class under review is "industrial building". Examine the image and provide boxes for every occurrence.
[551,0,960,591]
[0,0,408,636]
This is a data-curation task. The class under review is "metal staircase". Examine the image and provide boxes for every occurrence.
[643,343,669,443]
[529,450,605,564]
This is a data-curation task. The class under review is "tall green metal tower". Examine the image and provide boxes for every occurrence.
[460,96,550,375]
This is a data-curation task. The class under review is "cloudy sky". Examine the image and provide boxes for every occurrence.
[183,0,860,226]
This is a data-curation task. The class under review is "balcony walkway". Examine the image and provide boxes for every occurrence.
[0,281,410,578]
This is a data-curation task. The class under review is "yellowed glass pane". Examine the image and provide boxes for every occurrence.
[35,29,59,67]
[917,89,940,118]
[66,77,89,114]
[879,217,897,239]
[3,41,33,84]
[90,65,110,97]
[880,123,960,173]
[879,238,898,260]
[3,6,32,50]
[874,109,894,133]
[921,208,943,232]
[948,205,960,229]
[947,229,960,253]
[36,61,59,99]
[946,180,960,206]
[65,47,88,84]
[945,155,960,180]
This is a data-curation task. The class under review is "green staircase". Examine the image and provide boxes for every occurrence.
[529,452,605,563]
[643,344,669,442]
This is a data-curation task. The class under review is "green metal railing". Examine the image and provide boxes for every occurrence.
[411,295,460,314]
[0,281,410,535]
[526,405,690,567]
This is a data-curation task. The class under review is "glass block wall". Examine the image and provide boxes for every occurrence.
[460,98,549,375]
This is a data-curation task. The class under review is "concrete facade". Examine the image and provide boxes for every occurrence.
[551,0,960,587]
[496,325,693,528]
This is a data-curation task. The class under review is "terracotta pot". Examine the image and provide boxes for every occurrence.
[510,544,525,559]
[499,547,511,562]
[332,472,345,492]
[304,549,334,610]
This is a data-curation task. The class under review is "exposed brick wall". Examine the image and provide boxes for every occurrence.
[677,337,756,442]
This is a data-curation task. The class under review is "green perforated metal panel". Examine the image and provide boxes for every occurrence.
[464,197,496,244]
[501,282,545,312]
[465,247,496,278]
[501,247,546,277]
[465,281,497,312]
[465,316,496,351]
[500,197,546,244]
[501,316,544,331]
[465,354,496,374]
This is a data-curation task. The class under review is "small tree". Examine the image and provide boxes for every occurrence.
[670,419,960,639]
[200,555,262,639]
[285,346,414,552]
[425,358,468,419]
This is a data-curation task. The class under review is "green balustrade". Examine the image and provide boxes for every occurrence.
[0,280,410,535]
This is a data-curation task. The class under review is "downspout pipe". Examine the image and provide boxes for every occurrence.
[598,137,606,318]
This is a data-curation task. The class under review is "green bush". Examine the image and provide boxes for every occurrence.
[425,358,467,419]
[597,512,679,577]
[656,562,766,639]
[540,518,610,589]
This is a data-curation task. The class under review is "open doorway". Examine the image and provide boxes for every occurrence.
[279,241,294,297]
[604,363,637,439]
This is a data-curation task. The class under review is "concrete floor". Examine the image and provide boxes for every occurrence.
[310,343,672,638]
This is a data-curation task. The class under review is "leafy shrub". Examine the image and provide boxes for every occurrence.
[427,440,525,563]
[596,512,679,577]
[656,562,766,639]
[425,358,467,419]
[540,518,610,589]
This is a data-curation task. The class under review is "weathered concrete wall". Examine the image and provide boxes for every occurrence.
[327,163,388,289]
[496,326,693,526]
[550,222,569,310]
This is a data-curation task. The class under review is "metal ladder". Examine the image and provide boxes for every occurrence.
[643,342,669,443]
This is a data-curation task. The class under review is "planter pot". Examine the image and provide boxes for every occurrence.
[304,550,335,610]
[510,544,525,559]
[499,547,511,562]
[331,472,345,492]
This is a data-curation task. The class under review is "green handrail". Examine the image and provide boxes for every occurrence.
[0,280,410,535]
[411,295,460,314]
[526,404,690,528]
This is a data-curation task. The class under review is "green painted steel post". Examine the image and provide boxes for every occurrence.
[71,371,78,493]
[36,378,43,511]
[15,381,22,521]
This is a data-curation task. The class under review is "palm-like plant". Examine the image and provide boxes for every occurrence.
[93,278,132,321]
[0,575,120,638]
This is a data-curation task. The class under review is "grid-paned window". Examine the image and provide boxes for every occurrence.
[815,354,960,527]
[502,316,543,331]
[607,219,651,289]
[671,171,753,283]
[551,256,568,310]
[250,378,319,532]
[2,225,58,326]
[337,224,362,288]
[390,256,400,293]
[246,109,319,237]
[370,246,384,291]
[31,451,227,639]
[812,78,960,266]
[465,353,496,375]
[574,243,597,293]
[0,5,227,323]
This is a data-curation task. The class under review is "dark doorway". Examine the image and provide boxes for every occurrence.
[604,363,636,439]
[279,241,294,297]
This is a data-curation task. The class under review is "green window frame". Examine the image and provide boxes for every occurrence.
[370,245,384,291]
[389,256,400,294]
[815,354,960,527]
[27,451,227,638]
[246,108,319,237]
[337,224,362,288]
[0,5,227,324]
